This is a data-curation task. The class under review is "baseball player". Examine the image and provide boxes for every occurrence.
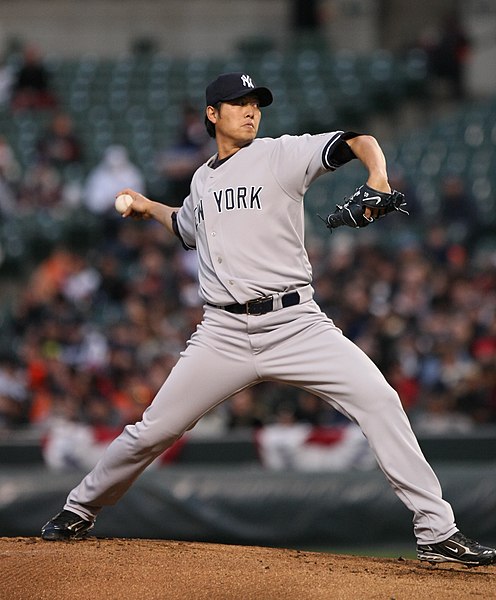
[42,72,496,567]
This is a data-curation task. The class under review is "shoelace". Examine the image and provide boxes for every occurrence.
[452,533,478,548]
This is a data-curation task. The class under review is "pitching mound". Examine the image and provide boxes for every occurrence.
[1,537,494,599]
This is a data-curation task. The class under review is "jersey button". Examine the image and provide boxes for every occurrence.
[217,257,222,263]
[211,232,216,237]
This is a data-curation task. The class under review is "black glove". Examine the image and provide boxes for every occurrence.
[324,184,408,231]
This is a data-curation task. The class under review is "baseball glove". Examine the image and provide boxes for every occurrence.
[323,184,408,231]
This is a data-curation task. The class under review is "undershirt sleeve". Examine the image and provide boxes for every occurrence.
[321,131,360,170]
[171,212,192,251]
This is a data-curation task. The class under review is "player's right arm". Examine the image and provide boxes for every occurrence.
[116,188,176,235]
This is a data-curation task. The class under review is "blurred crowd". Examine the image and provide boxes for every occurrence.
[0,43,495,471]
[1,191,494,441]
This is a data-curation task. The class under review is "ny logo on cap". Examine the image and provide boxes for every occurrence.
[241,74,254,88]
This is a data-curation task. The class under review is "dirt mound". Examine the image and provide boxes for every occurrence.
[1,537,494,599]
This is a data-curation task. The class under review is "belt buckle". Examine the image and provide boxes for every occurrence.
[246,295,273,315]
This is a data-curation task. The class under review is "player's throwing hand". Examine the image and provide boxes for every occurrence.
[114,189,152,219]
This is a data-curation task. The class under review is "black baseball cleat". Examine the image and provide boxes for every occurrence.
[41,509,94,541]
[417,531,496,567]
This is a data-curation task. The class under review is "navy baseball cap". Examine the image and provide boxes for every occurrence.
[206,72,273,107]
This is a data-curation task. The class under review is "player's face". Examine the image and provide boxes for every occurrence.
[210,94,261,147]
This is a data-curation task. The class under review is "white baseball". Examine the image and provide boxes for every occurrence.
[114,193,134,214]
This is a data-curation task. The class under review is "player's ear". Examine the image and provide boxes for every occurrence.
[206,105,218,124]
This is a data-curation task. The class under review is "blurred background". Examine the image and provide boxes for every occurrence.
[0,0,495,556]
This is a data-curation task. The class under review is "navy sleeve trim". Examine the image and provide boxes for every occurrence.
[322,131,360,170]
[171,212,192,251]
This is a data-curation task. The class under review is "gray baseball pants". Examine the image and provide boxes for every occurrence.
[65,299,457,544]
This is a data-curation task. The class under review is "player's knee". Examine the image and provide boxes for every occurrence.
[365,378,403,413]
[123,422,181,457]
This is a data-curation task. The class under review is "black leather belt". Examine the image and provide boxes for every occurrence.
[208,290,300,316]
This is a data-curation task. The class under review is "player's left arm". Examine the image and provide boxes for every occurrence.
[323,135,408,232]
[345,135,390,218]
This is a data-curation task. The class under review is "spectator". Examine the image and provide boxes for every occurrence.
[17,160,63,210]
[154,105,212,205]
[226,388,265,430]
[293,390,347,426]
[61,254,101,309]
[0,135,21,185]
[0,174,16,216]
[10,44,58,111]
[290,0,324,33]
[385,360,420,412]
[0,136,20,215]
[423,224,451,265]
[428,12,471,100]
[439,174,479,243]
[0,356,29,429]
[455,363,496,425]
[83,145,145,215]
[419,12,471,100]
[412,386,475,435]
[36,112,84,172]
[42,394,113,471]
[0,53,14,107]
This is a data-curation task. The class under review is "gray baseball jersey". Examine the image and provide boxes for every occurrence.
[176,132,348,305]
[64,131,458,546]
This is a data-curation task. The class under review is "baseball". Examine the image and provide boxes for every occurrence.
[114,193,134,214]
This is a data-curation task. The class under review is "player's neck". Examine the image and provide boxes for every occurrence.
[216,139,253,161]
